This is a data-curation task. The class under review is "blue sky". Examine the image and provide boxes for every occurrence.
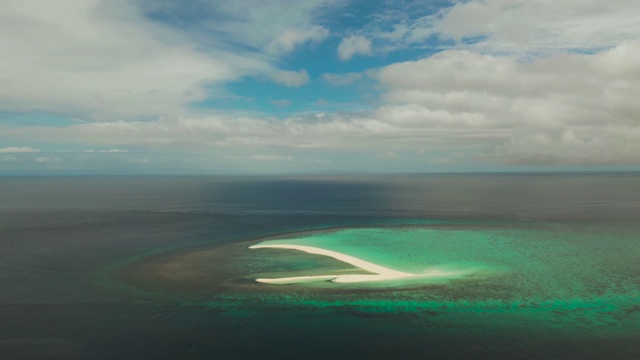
[1,0,640,174]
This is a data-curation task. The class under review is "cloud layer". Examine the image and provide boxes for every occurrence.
[2,0,639,173]
[0,147,40,154]
[6,40,639,168]
[270,70,311,87]
[267,26,329,55]
[377,40,640,165]
[337,36,372,61]
[0,0,339,119]
[0,0,277,119]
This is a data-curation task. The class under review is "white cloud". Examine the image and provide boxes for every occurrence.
[0,107,500,157]
[3,40,640,167]
[378,151,400,160]
[0,147,40,153]
[0,1,349,120]
[249,155,287,161]
[205,1,338,50]
[2,1,640,171]
[351,0,640,58]
[435,0,640,55]
[376,40,640,165]
[270,70,310,87]
[80,149,129,153]
[0,0,271,119]
[322,72,363,86]
[267,26,329,54]
[3,37,640,170]
[100,149,130,153]
[369,0,640,56]
[337,36,372,61]
[270,99,292,108]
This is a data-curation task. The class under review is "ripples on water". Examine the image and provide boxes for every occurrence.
[1,174,639,359]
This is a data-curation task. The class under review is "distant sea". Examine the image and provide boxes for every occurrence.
[1,174,639,359]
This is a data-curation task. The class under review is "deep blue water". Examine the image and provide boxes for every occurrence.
[0,174,639,359]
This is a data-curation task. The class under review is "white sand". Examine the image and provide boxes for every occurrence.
[249,243,450,284]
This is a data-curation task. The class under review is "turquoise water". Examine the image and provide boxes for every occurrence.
[99,222,640,342]
[92,221,640,359]
[2,175,640,359]
[253,225,640,302]
[221,223,640,344]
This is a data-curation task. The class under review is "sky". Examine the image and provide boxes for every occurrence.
[1,0,640,174]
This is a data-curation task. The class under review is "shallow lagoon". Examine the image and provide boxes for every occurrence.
[250,225,640,298]
[3,175,640,359]
[110,221,640,348]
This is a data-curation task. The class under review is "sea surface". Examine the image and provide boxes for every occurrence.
[1,173,639,359]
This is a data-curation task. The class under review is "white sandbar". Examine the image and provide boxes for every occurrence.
[249,243,450,284]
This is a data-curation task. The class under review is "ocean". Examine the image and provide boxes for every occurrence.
[1,174,639,359]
